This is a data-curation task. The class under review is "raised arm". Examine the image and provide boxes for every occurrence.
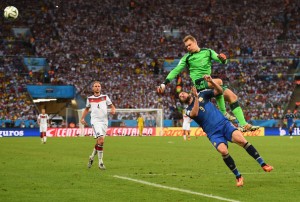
[157,54,188,94]
[203,75,223,96]
[189,86,199,118]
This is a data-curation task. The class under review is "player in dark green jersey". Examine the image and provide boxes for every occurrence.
[157,35,259,132]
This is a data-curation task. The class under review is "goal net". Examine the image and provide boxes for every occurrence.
[65,108,164,136]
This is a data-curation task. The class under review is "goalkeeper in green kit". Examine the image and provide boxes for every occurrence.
[157,35,259,132]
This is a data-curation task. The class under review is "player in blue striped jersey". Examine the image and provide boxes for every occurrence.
[284,109,297,138]
[179,75,273,187]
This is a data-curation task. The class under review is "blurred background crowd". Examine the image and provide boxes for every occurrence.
[0,0,299,127]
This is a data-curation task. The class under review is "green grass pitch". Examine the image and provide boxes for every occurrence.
[1,136,300,202]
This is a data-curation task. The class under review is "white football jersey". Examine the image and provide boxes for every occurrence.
[86,94,112,124]
[38,114,49,125]
[182,114,191,130]
[183,114,192,123]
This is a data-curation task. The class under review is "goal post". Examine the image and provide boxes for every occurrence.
[65,108,164,136]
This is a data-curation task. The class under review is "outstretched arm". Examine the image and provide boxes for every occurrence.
[210,49,228,64]
[157,55,188,94]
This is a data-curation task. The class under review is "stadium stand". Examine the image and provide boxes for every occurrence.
[1,0,299,127]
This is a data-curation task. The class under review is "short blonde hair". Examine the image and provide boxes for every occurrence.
[183,35,196,43]
[92,81,101,87]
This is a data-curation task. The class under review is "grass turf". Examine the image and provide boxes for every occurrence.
[0,136,299,202]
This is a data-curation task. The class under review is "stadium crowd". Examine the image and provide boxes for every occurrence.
[0,0,299,127]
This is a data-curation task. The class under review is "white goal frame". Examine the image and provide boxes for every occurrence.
[66,108,164,136]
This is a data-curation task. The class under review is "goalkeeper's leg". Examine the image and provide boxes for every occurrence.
[207,79,236,122]
[223,88,259,132]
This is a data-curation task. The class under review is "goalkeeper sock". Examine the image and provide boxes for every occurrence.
[223,154,241,177]
[230,101,247,126]
[244,142,265,166]
[216,94,226,115]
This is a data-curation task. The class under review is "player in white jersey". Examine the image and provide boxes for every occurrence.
[81,81,116,170]
[182,109,192,141]
[37,109,49,144]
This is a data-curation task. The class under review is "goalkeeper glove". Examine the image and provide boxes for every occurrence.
[217,53,227,63]
[157,83,166,94]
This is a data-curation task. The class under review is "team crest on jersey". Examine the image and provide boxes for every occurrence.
[198,97,203,102]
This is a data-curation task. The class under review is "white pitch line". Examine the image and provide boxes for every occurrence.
[113,175,240,202]
[124,171,300,176]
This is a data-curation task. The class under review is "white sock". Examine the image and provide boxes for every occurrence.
[183,135,186,140]
[90,148,97,160]
[98,151,103,164]
[43,136,47,142]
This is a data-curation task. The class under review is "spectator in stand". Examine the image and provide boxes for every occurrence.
[1,0,299,124]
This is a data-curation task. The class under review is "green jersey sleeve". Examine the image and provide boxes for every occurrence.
[164,54,189,84]
[210,49,228,64]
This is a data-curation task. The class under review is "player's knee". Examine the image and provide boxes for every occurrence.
[217,143,228,155]
[213,78,223,86]
[218,149,228,156]
[97,137,104,144]
[224,90,238,103]
[232,130,247,146]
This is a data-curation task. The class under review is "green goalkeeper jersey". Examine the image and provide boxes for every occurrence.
[164,48,227,89]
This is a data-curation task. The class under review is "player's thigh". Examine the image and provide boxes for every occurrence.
[216,143,229,155]
[182,122,190,130]
[97,136,105,144]
[209,133,228,151]
[210,78,223,86]
[40,125,47,132]
[91,122,107,138]
[231,130,247,147]
[223,88,238,103]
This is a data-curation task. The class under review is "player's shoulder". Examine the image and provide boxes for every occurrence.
[200,48,216,55]
[199,89,214,98]
[200,48,212,52]
[100,94,111,100]
[181,53,190,59]
[199,89,213,94]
